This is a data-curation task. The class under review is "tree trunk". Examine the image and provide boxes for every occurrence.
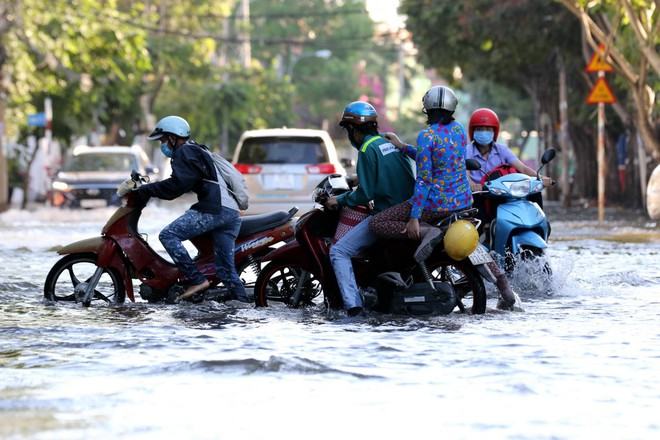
[629,69,659,161]
[0,88,7,212]
[570,124,598,201]
[0,39,8,211]
[558,56,572,207]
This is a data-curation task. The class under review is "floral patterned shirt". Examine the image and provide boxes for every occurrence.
[402,121,473,219]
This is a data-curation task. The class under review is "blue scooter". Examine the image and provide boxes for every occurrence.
[473,149,556,270]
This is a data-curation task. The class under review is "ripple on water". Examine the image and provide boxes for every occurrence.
[1,208,660,439]
[120,355,384,379]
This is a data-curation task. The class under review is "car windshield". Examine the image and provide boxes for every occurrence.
[62,153,137,172]
[237,137,328,164]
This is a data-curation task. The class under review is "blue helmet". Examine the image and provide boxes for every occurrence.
[339,101,378,127]
[148,115,191,140]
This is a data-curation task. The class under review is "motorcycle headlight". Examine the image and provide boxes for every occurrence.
[52,181,70,191]
[530,180,544,193]
[503,180,530,197]
[487,186,507,196]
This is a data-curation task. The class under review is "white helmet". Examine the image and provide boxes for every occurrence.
[422,85,458,112]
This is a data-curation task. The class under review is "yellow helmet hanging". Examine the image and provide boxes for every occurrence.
[443,220,479,261]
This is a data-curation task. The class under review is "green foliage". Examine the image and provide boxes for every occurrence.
[4,0,151,141]
[251,0,394,126]
[401,0,580,94]
[1,0,392,152]
[155,63,295,151]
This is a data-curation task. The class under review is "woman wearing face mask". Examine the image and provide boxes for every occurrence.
[467,108,554,191]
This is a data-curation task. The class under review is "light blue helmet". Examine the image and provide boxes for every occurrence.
[147,115,191,140]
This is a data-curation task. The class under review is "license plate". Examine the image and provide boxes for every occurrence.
[80,199,107,208]
[263,174,295,190]
[468,244,494,265]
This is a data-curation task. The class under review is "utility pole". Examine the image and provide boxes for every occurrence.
[240,0,251,69]
[218,16,230,156]
[558,55,571,208]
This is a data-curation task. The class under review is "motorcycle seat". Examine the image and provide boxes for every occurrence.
[238,210,295,237]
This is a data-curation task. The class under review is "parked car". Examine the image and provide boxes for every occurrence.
[49,145,158,208]
[232,128,348,214]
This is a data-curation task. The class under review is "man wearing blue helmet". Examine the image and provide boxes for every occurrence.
[132,115,247,302]
[325,101,415,316]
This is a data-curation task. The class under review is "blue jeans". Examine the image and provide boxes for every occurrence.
[159,208,246,299]
[329,217,377,309]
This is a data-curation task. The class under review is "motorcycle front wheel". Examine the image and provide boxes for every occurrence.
[428,260,487,314]
[253,262,323,308]
[505,245,552,276]
[44,253,126,305]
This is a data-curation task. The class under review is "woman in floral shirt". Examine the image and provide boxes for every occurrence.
[369,85,472,262]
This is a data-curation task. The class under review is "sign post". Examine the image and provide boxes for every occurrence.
[596,71,606,224]
[585,45,615,223]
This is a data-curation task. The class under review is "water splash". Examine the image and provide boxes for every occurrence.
[508,250,574,298]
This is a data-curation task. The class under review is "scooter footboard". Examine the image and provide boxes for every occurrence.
[510,230,547,254]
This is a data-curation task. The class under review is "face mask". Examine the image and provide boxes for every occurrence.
[346,127,360,148]
[473,129,494,146]
[160,142,173,158]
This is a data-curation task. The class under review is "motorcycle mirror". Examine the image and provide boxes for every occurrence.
[541,149,556,165]
[465,159,481,171]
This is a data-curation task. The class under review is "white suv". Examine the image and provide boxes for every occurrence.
[232,128,347,214]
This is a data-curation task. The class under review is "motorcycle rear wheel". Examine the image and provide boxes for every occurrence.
[428,260,487,314]
[254,262,323,307]
[44,253,126,305]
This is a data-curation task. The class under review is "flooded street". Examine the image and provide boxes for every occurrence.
[1,203,659,439]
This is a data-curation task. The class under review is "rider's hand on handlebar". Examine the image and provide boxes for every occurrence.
[324,196,340,211]
[116,178,136,197]
[346,175,359,188]
[382,132,406,149]
[541,176,556,187]
[469,180,483,192]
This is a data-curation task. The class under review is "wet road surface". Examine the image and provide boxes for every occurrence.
[1,204,659,439]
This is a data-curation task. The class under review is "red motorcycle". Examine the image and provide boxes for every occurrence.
[44,173,297,306]
[253,175,488,315]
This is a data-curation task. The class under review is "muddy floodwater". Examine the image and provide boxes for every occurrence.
[1,203,659,439]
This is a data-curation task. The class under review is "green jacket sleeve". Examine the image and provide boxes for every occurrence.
[337,146,378,208]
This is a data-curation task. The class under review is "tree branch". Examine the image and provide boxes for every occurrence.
[14,29,80,83]
[619,0,660,75]
[557,0,639,83]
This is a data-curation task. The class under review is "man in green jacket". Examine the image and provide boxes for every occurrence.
[325,101,415,316]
